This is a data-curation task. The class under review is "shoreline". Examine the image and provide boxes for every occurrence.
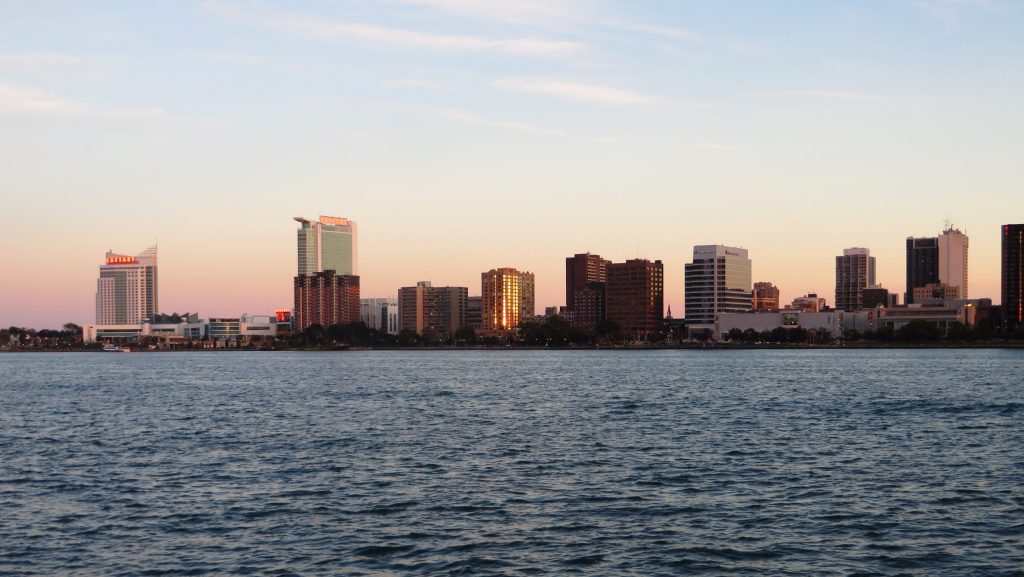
[5,342,1024,353]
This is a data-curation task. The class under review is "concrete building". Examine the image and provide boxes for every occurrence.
[1004,224,1024,331]
[293,271,360,331]
[874,301,978,334]
[752,282,780,311]
[684,245,752,334]
[360,297,399,335]
[718,310,847,339]
[294,215,357,276]
[397,282,468,336]
[565,253,609,325]
[912,283,961,302]
[938,226,969,299]
[835,247,876,311]
[481,268,535,331]
[906,226,969,304]
[605,259,664,341]
[789,293,827,312]
[466,296,482,329]
[95,246,158,324]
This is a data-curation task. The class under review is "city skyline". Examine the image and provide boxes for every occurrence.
[2,1,1023,328]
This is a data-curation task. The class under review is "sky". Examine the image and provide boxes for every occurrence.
[1,0,1023,329]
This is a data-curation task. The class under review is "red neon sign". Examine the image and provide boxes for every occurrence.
[105,256,137,265]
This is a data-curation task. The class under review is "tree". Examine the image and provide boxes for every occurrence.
[454,325,476,345]
[726,328,744,342]
[595,319,621,343]
[398,329,420,347]
[542,316,572,347]
[896,319,941,341]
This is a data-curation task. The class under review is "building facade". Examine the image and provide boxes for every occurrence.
[565,253,609,319]
[397,282,468,336]
[906,236,939,304]
[1003,224,1024,331]
[360,297,399,335]
[752,281,780,311]
[789,293,827,312]
[835,247,876,311]
[293,271,360,331]
[481,268,535,331]
[294,215,357,276]
[912,283,961,302]
[862,286,891,309]
[938,226,969,299]
[684,245,752,332]
[96,246,158,324]
[605,259,664,341]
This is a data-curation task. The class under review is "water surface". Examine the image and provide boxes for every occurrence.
[1,350,1022,575]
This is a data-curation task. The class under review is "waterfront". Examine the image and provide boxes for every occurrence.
[1,350,1022,575]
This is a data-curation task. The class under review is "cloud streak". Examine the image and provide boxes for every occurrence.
[201,2,584,56]
[0,82,165,120]
[494,77,659,105]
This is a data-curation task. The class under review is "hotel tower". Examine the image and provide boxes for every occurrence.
[95,246,158,324]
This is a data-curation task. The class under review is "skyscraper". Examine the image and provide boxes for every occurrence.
[95,246,158,324]
[905,236,939,304]
[906,227,970,303]
[397,282,468,336]
[835,247,876,311]
[481,268,535,331]
[937,226,969,299]
[565,252,609,327]
[294,216,357,275]
[684,245,752,333]
[293,271,360,331]
[1003,224,1024,331]
[605,259,664,340]
[752,282,780,311]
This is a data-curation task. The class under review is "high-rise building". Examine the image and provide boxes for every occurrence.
[912,283,961,302]
[397,282,468,336]
[938,227,968,299]
[360,297,399,335]
[684,245,752,332]
[906,227,969,304]
[95,246,158,324]
[752,282,780,311]
[565,253,608,309]
[293,271,360,331]
[1003,224,1024,331]
[906,236,939,304]
[294,216,357,276]
[481,268,535,331]
[835,247,876,311]
[605,259,664,340]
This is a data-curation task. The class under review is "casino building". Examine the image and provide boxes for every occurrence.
[95,246,158,324]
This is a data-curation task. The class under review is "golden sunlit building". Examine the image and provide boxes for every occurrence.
[481,268,535,331]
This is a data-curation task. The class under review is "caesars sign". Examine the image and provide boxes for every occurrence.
[105,256,138,265]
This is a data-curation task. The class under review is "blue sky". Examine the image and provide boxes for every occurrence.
[2,0,1022,327]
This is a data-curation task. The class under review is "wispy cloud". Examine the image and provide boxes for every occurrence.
[0,82,165,120]
[770,90,890,102]
[494,77,659,105]
[438,108,563,135]
[391,0,582,25]
[909,0,993,19]
[0,52,102,82]
[201,2,584,56]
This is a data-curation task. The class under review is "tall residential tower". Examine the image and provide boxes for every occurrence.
[481,268,535,331]
[1004,224,1024,331]
[835,247,876,311]
[95,246,158,324]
